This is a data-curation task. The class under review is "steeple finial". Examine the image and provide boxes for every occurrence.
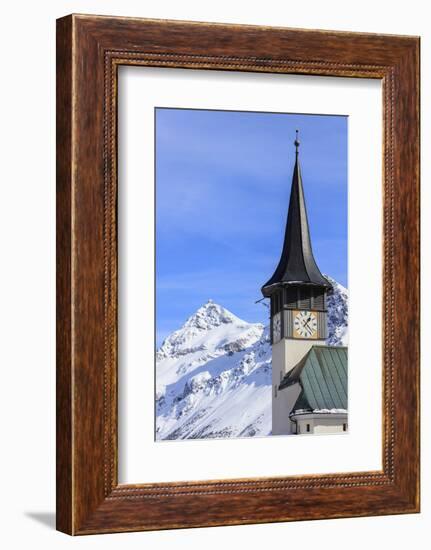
[294,129,300,155]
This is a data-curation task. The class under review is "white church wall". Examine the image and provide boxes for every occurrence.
[272,382,302,435]
[292,413,348,435]
[272,338,326,435]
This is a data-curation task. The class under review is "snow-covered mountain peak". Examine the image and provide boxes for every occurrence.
[156,301,263,363]
[183,300,244,331]
[324,274,347,294]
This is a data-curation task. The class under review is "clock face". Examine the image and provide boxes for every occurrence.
[293,310,318,339]
[272,313,282,343]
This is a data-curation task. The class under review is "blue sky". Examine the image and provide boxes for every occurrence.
[155,108,347,346]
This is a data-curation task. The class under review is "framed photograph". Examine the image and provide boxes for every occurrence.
[56,14,420,535]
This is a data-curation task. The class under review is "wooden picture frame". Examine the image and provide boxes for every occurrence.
[56,14,420,535]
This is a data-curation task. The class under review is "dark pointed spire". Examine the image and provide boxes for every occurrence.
[261,132,330,297]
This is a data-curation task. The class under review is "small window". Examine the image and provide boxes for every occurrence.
[343,423,347,432]
[313,288,325,310]
[298,288,311,309]
[284,286,297,309]
[274,385,277,398]
[306,423,310,433]
[273,290,283,314]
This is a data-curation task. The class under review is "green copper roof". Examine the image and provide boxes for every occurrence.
[279,346,348,413]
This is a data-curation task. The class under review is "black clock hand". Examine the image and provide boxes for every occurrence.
[303,316,312,330]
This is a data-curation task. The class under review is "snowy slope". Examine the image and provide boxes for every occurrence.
[156,280,348,440]
[325,275,349,346]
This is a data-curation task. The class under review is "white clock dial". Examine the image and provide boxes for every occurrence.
[293,310,318,339]
[272,313,282,342]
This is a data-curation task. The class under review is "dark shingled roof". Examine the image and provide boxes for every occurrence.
[279,346,348,413]
[261,139,331,297]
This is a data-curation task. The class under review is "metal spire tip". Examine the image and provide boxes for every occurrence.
[294,129,300,152]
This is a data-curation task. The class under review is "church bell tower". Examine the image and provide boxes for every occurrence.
[262,131,332,435]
